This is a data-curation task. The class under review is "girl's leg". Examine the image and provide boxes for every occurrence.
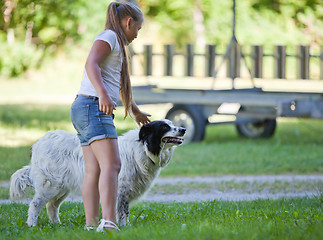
[82,146,100,226]
[90,138,121,224]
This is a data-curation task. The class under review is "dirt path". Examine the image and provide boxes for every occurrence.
[142,175,323,202]
[1,175,322,204]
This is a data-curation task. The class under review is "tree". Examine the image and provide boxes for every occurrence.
[138,0,323,47]
[138,0,213,47]
[0,0,86,77]
[250,0,323,46]
[1,0,85,47]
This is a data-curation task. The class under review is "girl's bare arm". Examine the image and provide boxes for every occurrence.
[131,99,151,126]
[85,40,116,115]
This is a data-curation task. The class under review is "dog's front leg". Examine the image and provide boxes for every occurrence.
[116,193,129,226]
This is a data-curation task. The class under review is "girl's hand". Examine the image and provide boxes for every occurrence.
[99,94,116,115]
[133,110,151,126]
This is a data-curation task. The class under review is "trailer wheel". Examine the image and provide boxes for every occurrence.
[166,104,206,143]
[236,119,276,138]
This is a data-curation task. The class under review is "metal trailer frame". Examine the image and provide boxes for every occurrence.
[132,85,323,142]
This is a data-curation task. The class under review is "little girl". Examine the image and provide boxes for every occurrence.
[70,1,150,232]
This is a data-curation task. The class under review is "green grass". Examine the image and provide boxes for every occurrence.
[0,186,35,200]
[0,187,9,199]
[163,118,323,177]
[0,103,322,181]
[0,197,322,240]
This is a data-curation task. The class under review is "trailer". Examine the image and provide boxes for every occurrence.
[132,84,323,142]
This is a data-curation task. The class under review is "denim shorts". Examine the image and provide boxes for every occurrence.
[70,95,118,146]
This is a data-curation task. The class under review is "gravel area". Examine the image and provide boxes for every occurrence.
[1,175,322,204]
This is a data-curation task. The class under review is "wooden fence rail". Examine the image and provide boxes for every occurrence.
[130,44,323,80]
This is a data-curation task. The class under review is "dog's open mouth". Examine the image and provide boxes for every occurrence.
[162,137,184,144]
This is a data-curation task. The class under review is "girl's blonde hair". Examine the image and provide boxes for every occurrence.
[105,1,143,118]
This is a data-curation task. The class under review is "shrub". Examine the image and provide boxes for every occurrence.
[0,42,43,77]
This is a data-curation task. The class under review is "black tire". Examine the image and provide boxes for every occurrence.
[236,118,277,138]
[165,104,206,143]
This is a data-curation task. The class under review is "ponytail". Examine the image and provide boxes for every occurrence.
[105,1,143,119]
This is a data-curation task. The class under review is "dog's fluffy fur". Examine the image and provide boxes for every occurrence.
[10,120,185,227]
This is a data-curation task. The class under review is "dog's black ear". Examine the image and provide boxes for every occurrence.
[139,123,152,142]
[139,121,162,156]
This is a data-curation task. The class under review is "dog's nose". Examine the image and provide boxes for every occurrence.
[179,127,186,135]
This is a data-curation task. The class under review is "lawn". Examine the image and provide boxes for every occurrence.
[0,197,322,240]
[0,104,322,239]
[0,102,322,181]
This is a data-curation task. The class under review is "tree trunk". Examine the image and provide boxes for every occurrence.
[193,0,206,49]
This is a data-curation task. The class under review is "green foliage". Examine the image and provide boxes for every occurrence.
[2,0,85,46]
[0,198,322,239]
[139,0,323,47]
[1,0,322,77]
[251,0,323,24]
[0,42,43,77]
[76,0,110,42]
[249,0,323,46]
[139,0,196,45]
[0,0,87,77]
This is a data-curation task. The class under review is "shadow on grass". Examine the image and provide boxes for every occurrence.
[0,104,135,134]
[0,104,71,130]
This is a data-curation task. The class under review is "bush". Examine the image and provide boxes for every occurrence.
[0,42,43,77]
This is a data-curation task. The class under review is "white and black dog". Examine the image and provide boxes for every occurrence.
[10,119,185,227]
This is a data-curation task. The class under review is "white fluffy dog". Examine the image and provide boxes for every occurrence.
[10,120,185,227]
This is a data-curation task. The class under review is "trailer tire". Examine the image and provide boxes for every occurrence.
[236,118,276,138]
[166,104,206,143]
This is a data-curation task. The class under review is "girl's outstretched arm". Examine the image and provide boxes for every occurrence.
[131,100,151,126]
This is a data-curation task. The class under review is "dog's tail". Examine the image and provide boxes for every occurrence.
[10,166,33,200]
